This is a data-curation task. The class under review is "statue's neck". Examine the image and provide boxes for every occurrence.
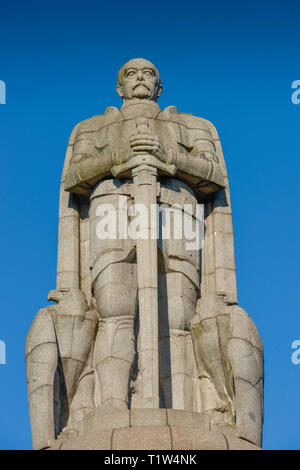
[120,99,161,119]
[121,98,160,109]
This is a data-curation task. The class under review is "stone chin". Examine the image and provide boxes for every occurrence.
[132,87,152,99]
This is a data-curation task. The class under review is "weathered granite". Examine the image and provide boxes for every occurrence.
[48,409,260,450]
[26,58,264,450]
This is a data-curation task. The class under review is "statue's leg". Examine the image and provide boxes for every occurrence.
[227,306,264,446]
[158,184,200,410]
[25,307,58,449]
[192,298,234,416]
[93,262,137,409]
[67,346,96,428]
[89,189,137,409]
[158,270,198,411]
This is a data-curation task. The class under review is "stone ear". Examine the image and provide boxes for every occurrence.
[156,84,162,98]
[116,84,124,98]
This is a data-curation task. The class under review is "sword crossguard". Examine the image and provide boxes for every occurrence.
[111,154,176,178]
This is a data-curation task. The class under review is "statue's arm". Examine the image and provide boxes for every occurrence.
[64,121,113,194]
[173,149,224,188]
[172,118,225,189]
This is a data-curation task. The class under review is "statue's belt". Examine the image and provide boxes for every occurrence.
[90,179,200,218]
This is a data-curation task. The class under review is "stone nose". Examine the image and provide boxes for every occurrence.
[136,70,143,80]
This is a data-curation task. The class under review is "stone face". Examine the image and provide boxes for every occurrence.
[26,58,264,450]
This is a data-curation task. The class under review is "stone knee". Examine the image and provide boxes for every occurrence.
[158,272,198,410]
[93,262,137,318]
[158,272,198,331]
[94,315,135,409]
[92,262,137,409]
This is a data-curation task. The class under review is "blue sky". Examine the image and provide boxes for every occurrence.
[0,0,299,449]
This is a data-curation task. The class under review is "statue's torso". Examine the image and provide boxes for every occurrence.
[65,101,220,197]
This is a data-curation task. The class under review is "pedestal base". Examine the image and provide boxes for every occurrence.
[48,409,260,450]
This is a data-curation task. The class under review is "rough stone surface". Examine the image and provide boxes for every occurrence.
[26,58,264,450]
[113,425,172,450]
[171,428,227,450]
[48,422,260,450]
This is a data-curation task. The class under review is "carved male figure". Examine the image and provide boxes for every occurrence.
[26,59,264,450]
[64,58,224,412]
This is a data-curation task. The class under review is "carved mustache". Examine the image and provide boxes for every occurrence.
[133,82,150,91]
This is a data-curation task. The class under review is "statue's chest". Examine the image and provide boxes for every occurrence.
[96,119,182,154]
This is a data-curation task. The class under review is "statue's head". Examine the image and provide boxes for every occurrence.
[116,58,162,103]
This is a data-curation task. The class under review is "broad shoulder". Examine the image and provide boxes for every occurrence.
[178,111,220,140]
[71,106,122,137]
[159,106,217,134]
[76,114,104,133]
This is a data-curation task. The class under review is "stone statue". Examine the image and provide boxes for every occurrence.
[26,58,264,450]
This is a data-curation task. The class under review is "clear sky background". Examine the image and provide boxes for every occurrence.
[0,0,299,450]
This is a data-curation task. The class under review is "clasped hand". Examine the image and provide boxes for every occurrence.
[129,133,165,162]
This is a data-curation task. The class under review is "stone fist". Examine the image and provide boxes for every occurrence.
[129,133,165,162]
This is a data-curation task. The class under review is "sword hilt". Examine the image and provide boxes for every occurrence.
[111,117,176,177]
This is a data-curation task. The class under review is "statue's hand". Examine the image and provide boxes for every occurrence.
[129,133,166,162]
